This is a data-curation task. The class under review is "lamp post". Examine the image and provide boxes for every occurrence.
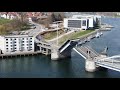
[57,22,59,46]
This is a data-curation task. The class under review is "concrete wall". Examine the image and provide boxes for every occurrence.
[0,36,5,54]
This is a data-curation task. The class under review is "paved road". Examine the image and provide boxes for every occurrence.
[27,21,45,37]
[75,46,99,59]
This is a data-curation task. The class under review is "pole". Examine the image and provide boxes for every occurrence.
[88,49,89,59]
[57,22,58,46]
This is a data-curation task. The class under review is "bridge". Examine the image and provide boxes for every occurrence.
[73,45,120,72]
[73,45,100,59]
[95,55,120,72]
[28,21,120,73]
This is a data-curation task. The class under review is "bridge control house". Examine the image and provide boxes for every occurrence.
[64,15,101,30]
[0,35,34,55]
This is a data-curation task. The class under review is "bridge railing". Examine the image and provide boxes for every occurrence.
[58,40,71,51]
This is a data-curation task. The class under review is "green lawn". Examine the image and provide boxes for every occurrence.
[43,29,65,40]
[58,30,95,45]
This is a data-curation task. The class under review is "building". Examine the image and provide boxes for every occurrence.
[0,12,19,20]
[63,14,101,30]
[0,35,34,54]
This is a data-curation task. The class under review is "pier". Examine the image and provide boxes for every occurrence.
[0,51,42,58]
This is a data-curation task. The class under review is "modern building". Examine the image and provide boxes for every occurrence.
[0,35,34,54]
[63,15,101,30]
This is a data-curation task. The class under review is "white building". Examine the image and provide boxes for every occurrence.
[0,13,17,20]
[0,35,34,54]
[64,15,101,30]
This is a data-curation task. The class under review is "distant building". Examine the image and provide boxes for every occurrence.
[63,14,101,30]
[0,12,19,20]
[0,35,34,54]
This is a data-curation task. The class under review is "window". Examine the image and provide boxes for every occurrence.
[27,44,28,46]
[22,41,24,43]
[82,20,86,26]
[30,38,32,39]
[11,45,13,47]
[6,39,8,41]
[6,42,8,44]
[6,45,8,47]
[6,48,8,52]
[68,20,81,28]
[22,38,24,40]
[14,38,16,40]
[11,38,12,41]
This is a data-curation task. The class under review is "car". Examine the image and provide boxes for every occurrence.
[31,26,36,29]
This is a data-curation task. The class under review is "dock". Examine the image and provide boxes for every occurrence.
[0,51,50,59]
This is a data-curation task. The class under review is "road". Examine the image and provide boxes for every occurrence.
[27,21,45,37]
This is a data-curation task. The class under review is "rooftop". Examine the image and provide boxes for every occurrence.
[0,35,33,38]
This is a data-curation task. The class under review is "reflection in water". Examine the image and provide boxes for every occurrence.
[51,59,75,78]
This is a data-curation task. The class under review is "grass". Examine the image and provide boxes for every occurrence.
[58,30,95,45]
[0,18,12,25]
[42,29,65,40]
[21,24,31,30]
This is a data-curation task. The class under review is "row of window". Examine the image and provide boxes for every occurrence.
[6,40,32,44]
[6,38,33,41]
[6,47,33,51]
[6,43,33,47]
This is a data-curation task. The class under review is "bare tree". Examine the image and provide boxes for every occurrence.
[17,12,27,23]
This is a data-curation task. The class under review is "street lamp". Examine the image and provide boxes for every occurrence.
[56,21,59,46]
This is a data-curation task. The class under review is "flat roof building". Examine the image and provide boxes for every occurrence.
[64,14,101,30]
[0,35,34,54]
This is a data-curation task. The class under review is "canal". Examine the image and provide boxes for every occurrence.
[0,17,120,78]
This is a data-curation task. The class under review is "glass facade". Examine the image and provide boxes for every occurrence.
[68,20,81,28]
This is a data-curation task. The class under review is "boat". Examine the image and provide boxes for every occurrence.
[95,32,100,38]
[100,32,103,36]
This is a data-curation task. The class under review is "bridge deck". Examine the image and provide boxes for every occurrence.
[74,46,100,59]
[96,60,120,72]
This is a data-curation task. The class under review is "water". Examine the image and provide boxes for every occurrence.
[0,17,120,78]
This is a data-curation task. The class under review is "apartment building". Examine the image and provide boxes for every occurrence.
[0,35,34,54]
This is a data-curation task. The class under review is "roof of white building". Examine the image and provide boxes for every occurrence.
[0,35,33,38]
[72,14,101,19]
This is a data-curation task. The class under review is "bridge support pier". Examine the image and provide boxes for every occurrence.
[51,49,60,60]
[85,59,96,72]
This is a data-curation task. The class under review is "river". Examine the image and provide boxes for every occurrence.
[0,17,120,78]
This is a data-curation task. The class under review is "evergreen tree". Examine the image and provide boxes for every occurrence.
[51,13,56,22]
[58,14,62,21]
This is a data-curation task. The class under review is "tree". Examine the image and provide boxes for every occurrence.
[51,13,56,22]
[58,14,62,21]
[17,12,27,23]
[94,18,100,29]
[5,12,9,19]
